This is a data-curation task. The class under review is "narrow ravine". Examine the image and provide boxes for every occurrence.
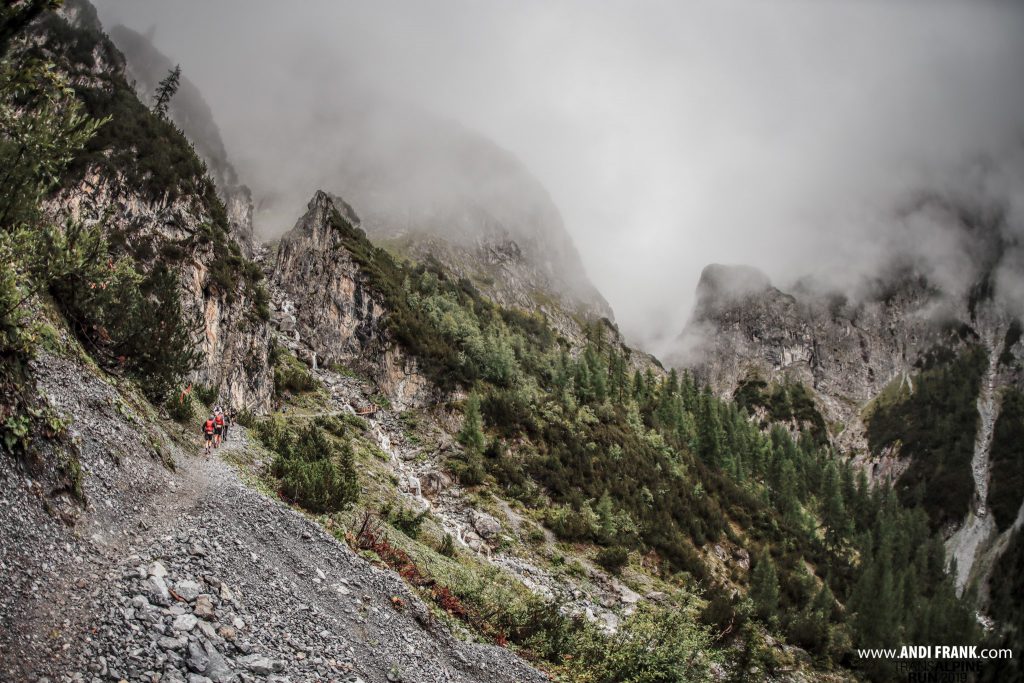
[947,322,1004,594]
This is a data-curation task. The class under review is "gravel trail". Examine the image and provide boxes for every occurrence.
[1,355,546,683]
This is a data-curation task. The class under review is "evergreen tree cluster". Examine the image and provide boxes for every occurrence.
[988,387,1024,532]
[868,345,988,528]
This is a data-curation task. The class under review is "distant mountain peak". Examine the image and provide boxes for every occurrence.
[695,263,772,304]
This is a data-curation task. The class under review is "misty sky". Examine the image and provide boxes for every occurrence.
[93,0,1024,350]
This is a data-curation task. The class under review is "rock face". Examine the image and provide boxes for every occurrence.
[52,171,274,412]
[34,4,274,413]
[272,191,431,409]
[470,511,502,541]
[672,264,965,453]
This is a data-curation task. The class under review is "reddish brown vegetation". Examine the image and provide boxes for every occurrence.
[350,512,507,645]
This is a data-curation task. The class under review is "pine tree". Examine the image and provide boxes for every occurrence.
[750,550,780,624]
[666,368,679,396]
[822,462,852,552]
[595,491,617,543]
[458,393,486,454]
[776,460,800,526]
[696,390,724,467]
[631,370,645,402]
[153,65,182,118]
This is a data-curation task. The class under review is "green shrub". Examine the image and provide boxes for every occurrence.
[314,415,347,438]
[251,282,271,322]
[273,347,318,396]
[450,450,487,486]
[166,392,194,423]
[193,383,218,407]
[264,421,358,513]
[275,455,353,513]
[546,503,599,542]
[564,603,719,682]
[235,409,257,428]
[595,546,629,574]
[382,502,427,539]
[438,532,456,557]
[524,523,547,545]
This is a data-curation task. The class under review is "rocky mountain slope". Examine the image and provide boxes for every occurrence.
[271,192,431,411]
[671,231,1024,645]
[101,20,255,252]
[1,5,699,682]
[0,348,544,683]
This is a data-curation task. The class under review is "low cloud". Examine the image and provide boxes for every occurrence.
[93,0,1024,349]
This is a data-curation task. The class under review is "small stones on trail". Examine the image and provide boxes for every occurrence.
[147,575,171,607]
[172,613,198,632]
[174,579,202,602]
[194,594,216,620]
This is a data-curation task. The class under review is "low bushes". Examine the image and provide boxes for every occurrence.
[255,417,358,513]
[272,346,318,396]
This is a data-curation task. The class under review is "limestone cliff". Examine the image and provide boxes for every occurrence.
[672,264,950,453]
[271,191,431,409]
[51,171,274,412]
[36,4,274,412]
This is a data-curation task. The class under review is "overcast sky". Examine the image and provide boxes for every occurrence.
[93,0,1024,349]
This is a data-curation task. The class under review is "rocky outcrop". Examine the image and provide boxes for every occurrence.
[272,191,431,410]
[224,184,256,256]
[52,170,274,412]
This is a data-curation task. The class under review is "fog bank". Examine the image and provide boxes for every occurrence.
[93,0,1024,349]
